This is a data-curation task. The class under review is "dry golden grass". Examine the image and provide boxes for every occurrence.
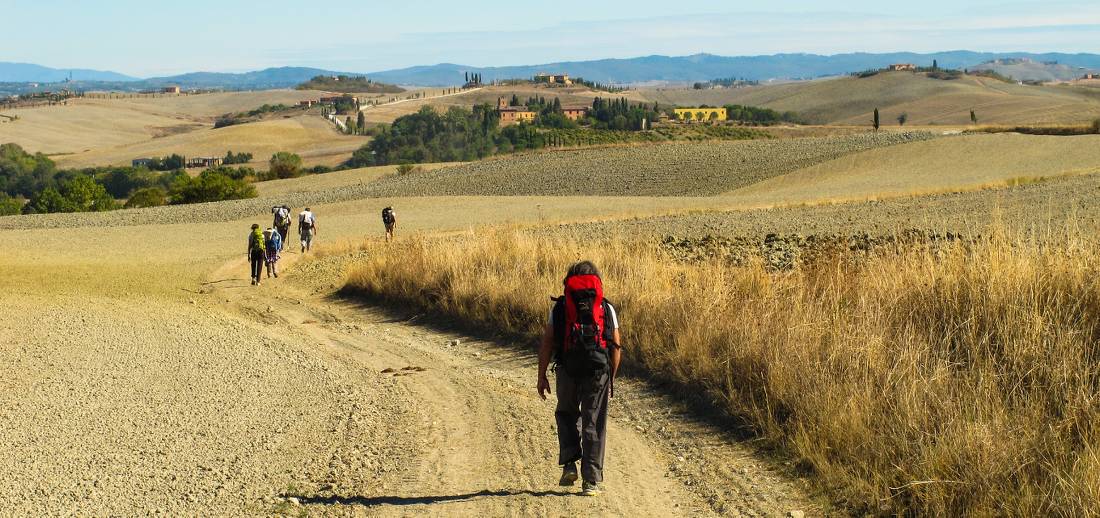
[344,228,1100,516]
[53,115,367,169]
[0,90,329,155]
[722,133,1100,205]
[641,72,1100,126]
[0,90,372,168]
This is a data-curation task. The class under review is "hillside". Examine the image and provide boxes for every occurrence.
[641,71,1100,125]
[296,75,404,94]
[722,133,1100,205]
[0,90,380,168]
[971,59,1095,82]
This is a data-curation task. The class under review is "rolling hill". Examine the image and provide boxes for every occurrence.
[970,59,1095,82]
[640,71,1100,125]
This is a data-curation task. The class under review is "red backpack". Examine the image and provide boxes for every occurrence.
[554,274,610,377]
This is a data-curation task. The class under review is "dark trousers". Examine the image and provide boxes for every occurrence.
[276,225,289,249]
[249,250,264,281]
[555,368,610,483]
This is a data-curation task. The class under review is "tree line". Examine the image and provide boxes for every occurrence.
[0,144,333,215]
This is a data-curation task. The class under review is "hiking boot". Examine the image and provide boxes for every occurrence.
[581,480,602,496]
[559,462,578,486]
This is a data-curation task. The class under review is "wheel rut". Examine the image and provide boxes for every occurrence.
[207,253,817,516]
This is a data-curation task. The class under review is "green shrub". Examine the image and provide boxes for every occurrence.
[124,187,167,209]
[269,152,303,179]
[0,193,24,215]
[169,171,256,204]
[22,175,115,213]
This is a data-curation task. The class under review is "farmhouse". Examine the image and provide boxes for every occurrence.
[132,158,157,168]
[889,64,917,71]
[536,73,573,86]
[1084,73,1099,80]
[497,97,535,125]
[562,107,589,121]
[162,86,181,94]
[499,106,536,126]
[298,100,316,107]
[186,157,222,168]
[674,107,728,122]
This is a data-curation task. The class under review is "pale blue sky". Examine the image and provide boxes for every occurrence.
[1,0,1097,76]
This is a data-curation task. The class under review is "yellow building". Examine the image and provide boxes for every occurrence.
[674,107,727,122]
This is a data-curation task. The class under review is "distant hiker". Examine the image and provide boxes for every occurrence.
[247,223,266,286]
[298,207,317,253]
[264,227,282,278]
[537,261,622,497]
[382,206,397,242]
[272,205,292,249]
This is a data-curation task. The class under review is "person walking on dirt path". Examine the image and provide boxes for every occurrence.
[537,261,622,497]
[382,206,397,242]
[247,224,266,286]
[264,227,282,279]
[272,205,291,249]
[298,207,317,253]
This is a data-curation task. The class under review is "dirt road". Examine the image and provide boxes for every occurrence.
[209,251,814,516]
[0,201,815,515]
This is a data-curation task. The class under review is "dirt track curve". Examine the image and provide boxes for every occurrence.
[0,216,816,516]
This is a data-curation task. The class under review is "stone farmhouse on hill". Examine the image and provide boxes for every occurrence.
[889,63,917,71]
[497,97,535,126]
[535,73,573,86]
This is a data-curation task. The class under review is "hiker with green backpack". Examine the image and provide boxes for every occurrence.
[537,261,622,497]
[246,224,266,286]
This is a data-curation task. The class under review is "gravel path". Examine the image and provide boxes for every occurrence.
[0,199,819,515]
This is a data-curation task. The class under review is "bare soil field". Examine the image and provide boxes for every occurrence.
[722,133,1100,204]
[556,172,1100,240]
[359,132,935,197]
[641,72,1100,125]
[253,162,460,197]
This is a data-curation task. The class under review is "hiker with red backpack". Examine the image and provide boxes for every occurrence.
[537,261,622,496]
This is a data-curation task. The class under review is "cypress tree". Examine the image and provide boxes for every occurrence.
[873,108,880,131]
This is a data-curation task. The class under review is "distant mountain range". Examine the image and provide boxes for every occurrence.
[0,64,367,91]
[4,52,1100,91]
[365,52,1100,86]
[0,62,137,82]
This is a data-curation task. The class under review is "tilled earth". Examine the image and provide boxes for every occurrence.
[360,132,936,197]
[552,173,1100,241]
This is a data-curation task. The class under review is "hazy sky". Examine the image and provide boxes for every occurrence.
[2,0,1098,76]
